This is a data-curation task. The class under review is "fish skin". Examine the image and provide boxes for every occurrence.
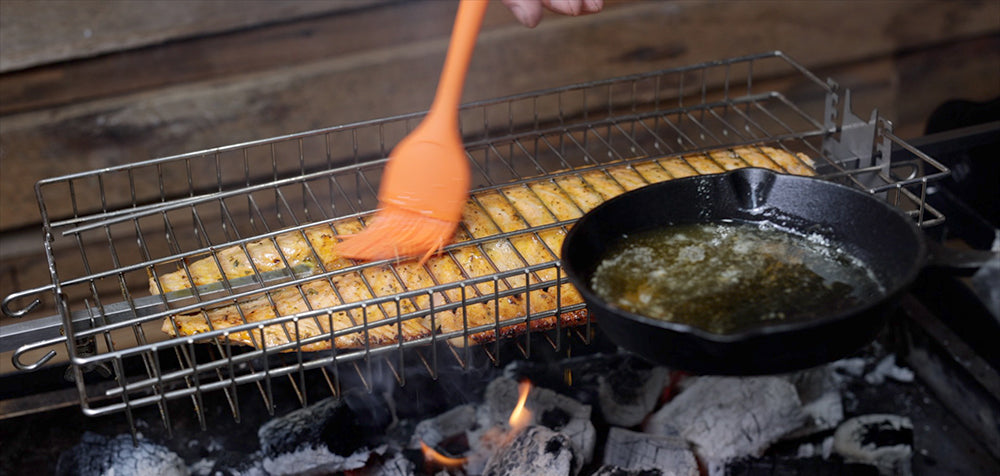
[157,146,814,350]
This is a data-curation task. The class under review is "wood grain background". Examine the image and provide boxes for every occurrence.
[1,0,998,313]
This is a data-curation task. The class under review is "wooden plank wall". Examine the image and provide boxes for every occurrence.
[1,0,998,314]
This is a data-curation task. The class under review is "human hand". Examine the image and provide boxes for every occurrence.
[502,0,604,28]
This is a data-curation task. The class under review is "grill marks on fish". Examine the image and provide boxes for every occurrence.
[157,146,815,350]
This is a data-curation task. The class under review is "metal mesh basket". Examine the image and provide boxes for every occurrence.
[2,51,948,435]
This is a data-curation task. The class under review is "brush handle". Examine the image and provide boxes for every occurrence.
[428,0,489,126]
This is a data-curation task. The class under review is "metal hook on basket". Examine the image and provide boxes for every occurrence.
[2,284,53,318]
[12,334,66,371]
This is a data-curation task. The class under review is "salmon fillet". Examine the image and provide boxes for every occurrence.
[157,146,815,350]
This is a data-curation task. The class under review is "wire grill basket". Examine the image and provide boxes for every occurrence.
[2,52,948,434]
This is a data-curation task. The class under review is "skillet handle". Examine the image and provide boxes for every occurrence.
[925,238,1000,276]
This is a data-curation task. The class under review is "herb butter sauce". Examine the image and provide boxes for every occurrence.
[590,221,885,334]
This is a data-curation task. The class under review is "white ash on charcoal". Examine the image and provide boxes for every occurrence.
[795,436,835,459]
[257,388,400,475]
[589,468,670,476]
[189,450,266,476]
[464,426,510,475]
[834,414,913,476]
[600,427,698,476]
[411,376,595,475]
[644,376,807,473]
[263,445,391,476]
[55,432,187,476]
[784,364,846,439]
[596,358,669,427]
[364,451,418,476]
[410,404,477,454]
[830,357,869,379]
[481,425,580,476]
[863,355,914,385]
[828,345,912,387]
[473,377,595,465]
[503,353,670,427]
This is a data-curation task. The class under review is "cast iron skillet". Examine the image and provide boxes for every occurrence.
[561,167,928,375]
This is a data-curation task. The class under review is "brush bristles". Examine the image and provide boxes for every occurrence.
[337,206,460,264]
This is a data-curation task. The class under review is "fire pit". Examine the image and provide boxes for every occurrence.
[15,330,994,476]
[1,52,998,475]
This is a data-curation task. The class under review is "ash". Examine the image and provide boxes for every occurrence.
[55,432,186,476]
[48,338,969,476]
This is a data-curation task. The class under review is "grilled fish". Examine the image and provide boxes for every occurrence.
[157,146,815,350]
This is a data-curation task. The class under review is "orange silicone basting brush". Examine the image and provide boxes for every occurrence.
[337,0,488,264]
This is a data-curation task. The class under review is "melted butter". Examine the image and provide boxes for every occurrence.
[591,221,885,334]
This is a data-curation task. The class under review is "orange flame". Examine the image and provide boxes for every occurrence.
[508,379,533,430]
[420,440,467,468]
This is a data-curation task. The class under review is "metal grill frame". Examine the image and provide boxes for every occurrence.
[2,51,949,434]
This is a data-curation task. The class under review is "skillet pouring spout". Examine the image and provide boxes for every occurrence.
[729,166,778,211]
[561,167,927,375]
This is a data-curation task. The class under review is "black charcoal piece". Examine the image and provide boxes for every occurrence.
[541,407,572,430]
[258,389,393,458]
[726,455,881,476]
[320,390,394,456]
[55,432,186,476]
[258,397,344,456]
[257,389,396,475]
[597,357,668,427]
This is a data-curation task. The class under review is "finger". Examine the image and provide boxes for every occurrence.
[502,0,545,28]
[542,0,604,16]
[582,0,603,14]
[541,0,583,16]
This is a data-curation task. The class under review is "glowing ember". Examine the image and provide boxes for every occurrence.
[508,379,533,430]
[420,440,467,468]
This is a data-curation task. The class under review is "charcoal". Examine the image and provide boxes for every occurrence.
[55,432,187,476]
[321,390,395,455]
[795,436,835,459]
[833,414,913,475]
[863,355,915,385]
[602,427,698,476]
[482,426,579,476]
[410,404,478,450]
[258,389,395,475]
[726,455,881,475]
[466,426,510,475]
[475,377,596,465]
[785,365,845,438]
[366,451,416,476]
[644,376,806,469]
[597,357,668,427]
[590,466,665,476]
[258,397,344,456]
[194,449,264,475]
[262,443,390,475]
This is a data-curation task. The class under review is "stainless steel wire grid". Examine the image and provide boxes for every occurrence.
[1,51,949,435]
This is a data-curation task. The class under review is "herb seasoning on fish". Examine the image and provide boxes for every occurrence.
[590,221,884,334]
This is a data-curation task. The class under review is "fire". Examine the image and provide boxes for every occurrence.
[420,441,467,468]
[508,379,533,430]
